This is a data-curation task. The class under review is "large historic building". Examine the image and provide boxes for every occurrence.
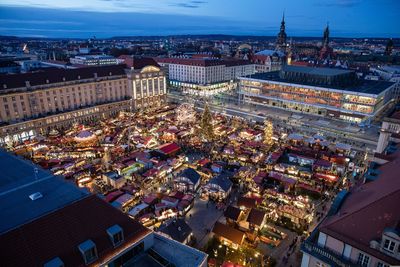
[0,58,167,143]
[239,65,396,124]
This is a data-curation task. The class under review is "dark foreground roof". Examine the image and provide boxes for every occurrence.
[0,150,88,234]
[0,64,127,90]
[0,194,151,267]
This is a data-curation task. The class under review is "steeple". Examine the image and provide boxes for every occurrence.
[319,22,334,60]
[323,22,330,47]
[276,11,287,49]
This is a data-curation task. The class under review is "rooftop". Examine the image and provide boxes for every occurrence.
[158,218,192,243]
[0,150,88,234]
[318,144,400,265]
[118,55,160,69]
[242,68,395,95]
[212,222,245,245]
[0,194,151,266]
[0,64,127,91]
[155,57,252,67]
[282,65,353,76]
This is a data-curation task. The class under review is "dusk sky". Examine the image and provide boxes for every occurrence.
[0,0,399,38]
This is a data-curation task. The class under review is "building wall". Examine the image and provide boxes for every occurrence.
[127,67,167,110]
[0,65,167,141]
[239,77,394,124]
[0,77,128,123]
[309,232,392,267]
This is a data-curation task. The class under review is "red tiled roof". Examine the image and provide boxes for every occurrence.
[118,55,160,69]
[0,195,151,267]
[319,147,400,265]
[158,143,180,155]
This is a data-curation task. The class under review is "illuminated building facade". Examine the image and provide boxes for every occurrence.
[69,55,121,66]
[125,57,167,110]
[0,61,167,143]
[156,57,255,96]
[239,66,396,124]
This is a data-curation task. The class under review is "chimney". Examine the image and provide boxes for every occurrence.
[25,81,31,87]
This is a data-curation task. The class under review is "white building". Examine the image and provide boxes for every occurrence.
[371,65,400,101]
[156,57,255,95]
[70,55,121,66]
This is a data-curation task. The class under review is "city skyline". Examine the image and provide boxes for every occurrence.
[0,0,399,38]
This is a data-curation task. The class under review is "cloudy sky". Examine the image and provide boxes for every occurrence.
[0,0,399,38]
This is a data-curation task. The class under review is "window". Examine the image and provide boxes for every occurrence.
[377,262,389,267]
[315,261,327,267]
[43,257,64,267]
[107,224,124,247]
[357,253,370,267]
[78,240,98,265]
[383,239,395,252]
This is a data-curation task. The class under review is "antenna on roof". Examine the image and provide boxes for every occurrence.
[34,167,38,180]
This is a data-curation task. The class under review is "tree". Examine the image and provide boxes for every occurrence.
[200,103,214,141]
[264,119,273,146]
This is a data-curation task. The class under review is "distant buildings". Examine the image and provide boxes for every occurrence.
[0,150,207,267]
[70,55,121,66]
[0,60,21,74]
[250,50,285,73]
[300,139,400,267]
[239,65,396,124]
[155,57,255,96]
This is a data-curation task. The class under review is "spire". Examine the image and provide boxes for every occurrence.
[323,22,330,47]
[277,11,287,48]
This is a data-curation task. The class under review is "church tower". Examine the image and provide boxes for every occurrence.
[319,23,334,60]
[276,12,287,51]
[322,23,330,48]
